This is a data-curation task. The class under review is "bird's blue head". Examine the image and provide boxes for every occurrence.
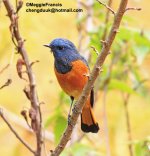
[44,38,79,60]
[44,38,88,73]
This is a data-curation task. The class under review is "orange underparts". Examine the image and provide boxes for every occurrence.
[55,60,89,98]
[54,60,99,133]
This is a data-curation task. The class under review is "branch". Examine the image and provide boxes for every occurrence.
[3,0,42,155]
[90,46,99,55]
[51,0,128,155]
[96,0,115,15]
[0,108,35,154]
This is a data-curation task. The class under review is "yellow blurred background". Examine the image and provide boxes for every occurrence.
[0,0,150,156]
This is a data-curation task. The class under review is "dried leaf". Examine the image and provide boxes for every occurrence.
[16,58,27,81]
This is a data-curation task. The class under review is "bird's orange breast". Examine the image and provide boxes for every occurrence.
[54,60,89,99]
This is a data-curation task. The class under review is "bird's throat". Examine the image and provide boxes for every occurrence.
[55,59,72,74]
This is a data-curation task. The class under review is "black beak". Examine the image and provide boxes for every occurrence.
[43,44,51,48]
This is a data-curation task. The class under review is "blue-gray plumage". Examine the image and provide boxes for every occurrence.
[45,38,88,74]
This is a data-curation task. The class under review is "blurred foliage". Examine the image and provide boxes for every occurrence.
[88,1,150,156]
[134,137,150,156]
[0,0,150,156]
[62,143,101,156]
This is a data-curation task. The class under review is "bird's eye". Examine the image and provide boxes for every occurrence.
[58,46,64,50]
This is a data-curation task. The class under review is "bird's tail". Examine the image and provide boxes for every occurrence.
[81,97,99,133]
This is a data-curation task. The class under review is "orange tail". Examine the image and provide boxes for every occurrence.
[81,97,99,133]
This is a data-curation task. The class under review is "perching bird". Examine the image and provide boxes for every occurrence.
[44,38,99,133]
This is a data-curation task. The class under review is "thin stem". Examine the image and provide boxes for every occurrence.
[96,0,115,15]
[125,7,141,12]
[0,108,35,154]
[123,94,133,156]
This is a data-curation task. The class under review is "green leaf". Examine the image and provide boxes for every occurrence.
[116,27,150,48]
[123,15,135,23]
[134,142,143,156]
[44,104,64,128]
[44,114,56,128]
[54,115,66,144]
[134,141,150,156]
[108,79,135,94]
[59,91,70,105]
[117,27,133,41]
[133,32,150,47]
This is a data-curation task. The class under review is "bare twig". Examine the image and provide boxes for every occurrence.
[0,64,10,75]
[30,60,40,67]
[16,0,23,13]
[125,7,142,12]
[0,78,12,89]
[102,0,113,40]
[0,108,35,154]
[96,0,115,15]
[91,46,99,55]
[50,0,128,155]
[3,0,42,155]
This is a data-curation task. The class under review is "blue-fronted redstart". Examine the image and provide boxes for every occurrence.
[44,38,99,133]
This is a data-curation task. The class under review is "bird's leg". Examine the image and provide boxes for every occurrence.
[68,96,74,125]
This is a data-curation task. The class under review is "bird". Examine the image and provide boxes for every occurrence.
[44,38,99,133]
